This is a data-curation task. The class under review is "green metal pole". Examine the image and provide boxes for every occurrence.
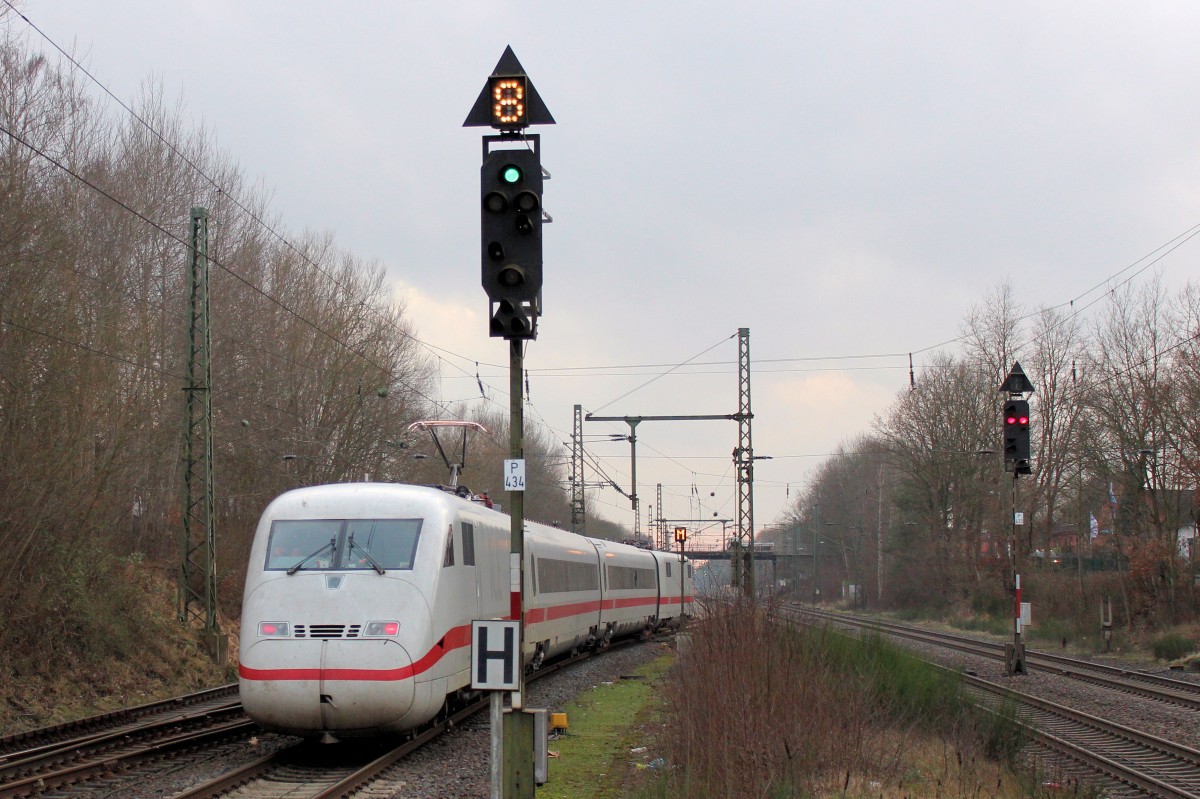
[813,503,821,603]
[505,338,533,798]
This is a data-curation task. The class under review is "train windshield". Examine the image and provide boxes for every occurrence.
[265,519,422,572]
[344,520,421,570]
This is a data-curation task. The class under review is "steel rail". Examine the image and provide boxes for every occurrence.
[960,671,1200,798]
[0,684,239,756]
[0,701,243,776]
[0,717,256,798]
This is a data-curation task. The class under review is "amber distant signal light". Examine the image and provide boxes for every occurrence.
[491,77,527,129]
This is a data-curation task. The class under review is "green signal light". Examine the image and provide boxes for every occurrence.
[501,165,522,184]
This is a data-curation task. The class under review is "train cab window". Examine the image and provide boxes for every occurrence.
[345,520,421,570]
[442,527,455,567]
[266,520,341,571]
[266,519,422,572]
[461,523,475,566]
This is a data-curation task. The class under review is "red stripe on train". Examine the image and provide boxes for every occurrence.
[241,594,690,682]
[239,622,475,683]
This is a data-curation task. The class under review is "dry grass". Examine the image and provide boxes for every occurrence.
[625,600,1085,799]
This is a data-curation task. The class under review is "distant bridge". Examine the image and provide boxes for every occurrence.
[683,548,778,562]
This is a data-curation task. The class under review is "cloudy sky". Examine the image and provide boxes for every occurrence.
[12,2,1200,547]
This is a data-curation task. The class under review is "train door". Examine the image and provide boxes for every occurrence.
[471,517,507,619]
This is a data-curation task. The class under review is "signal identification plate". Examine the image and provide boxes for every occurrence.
[503,459,526,492]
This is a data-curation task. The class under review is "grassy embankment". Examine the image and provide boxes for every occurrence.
[537,648,675,799]
[0,558,235,736]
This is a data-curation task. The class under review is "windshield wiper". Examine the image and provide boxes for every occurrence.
[348,532,385,574]
[287,538,336,575]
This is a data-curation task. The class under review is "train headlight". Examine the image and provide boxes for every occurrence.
[364,621,400,637]
[258,622,290,637]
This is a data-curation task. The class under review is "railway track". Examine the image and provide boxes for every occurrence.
[0,686,250,798]
[780,604,1200,797]
[0,685,239,756]
[171,706,467,799]
[789,606,1200,711]
[171,642,606,799]
[963,670,1200,798]
[1,637,655,799]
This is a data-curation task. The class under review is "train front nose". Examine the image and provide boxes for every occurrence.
[318,639,416,731]
[239,638,416,735]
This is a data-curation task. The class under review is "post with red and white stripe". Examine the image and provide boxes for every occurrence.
[1006,572,1028,674]
[1014,573,1021,635]
[999,363,1033,676]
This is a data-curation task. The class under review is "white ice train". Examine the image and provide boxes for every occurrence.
[238,483,693,739]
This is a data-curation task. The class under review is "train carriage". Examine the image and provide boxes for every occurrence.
[594,539,660,642]
[239,482,692,739]
[651,549,693,627]
[524,525,603,666]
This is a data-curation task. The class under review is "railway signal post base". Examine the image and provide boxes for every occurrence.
[1005,641,1027,675]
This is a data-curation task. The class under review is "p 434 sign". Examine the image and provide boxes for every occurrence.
[503,459,525,492]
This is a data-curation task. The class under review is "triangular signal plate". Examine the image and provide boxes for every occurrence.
[464,45,556,128]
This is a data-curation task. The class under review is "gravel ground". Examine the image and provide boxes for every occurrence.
[378,639,670,798]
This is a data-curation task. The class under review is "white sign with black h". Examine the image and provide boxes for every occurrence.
[471,620,520,691]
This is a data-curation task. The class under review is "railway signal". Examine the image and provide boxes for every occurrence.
[1002,399,1028,460]
[1003,399,1031,474]
[464,47,555,133]
[998,363,1035,675]
[466,46,554,342]
[465,46,556,799]
[480,147,543,337]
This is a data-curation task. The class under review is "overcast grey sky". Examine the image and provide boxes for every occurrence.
[13,2,1200,546]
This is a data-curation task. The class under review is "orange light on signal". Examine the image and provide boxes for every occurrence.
[491,77,527,127]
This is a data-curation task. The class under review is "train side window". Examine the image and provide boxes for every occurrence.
[443,525,455,567]
[606,564,657,590]
[536,558,599,593]
[461,523,475,566]
[666,561,672,578]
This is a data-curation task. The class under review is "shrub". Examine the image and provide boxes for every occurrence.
[659,601,975,797]
[952,616,1011,636]
[1150,632,1194,662]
